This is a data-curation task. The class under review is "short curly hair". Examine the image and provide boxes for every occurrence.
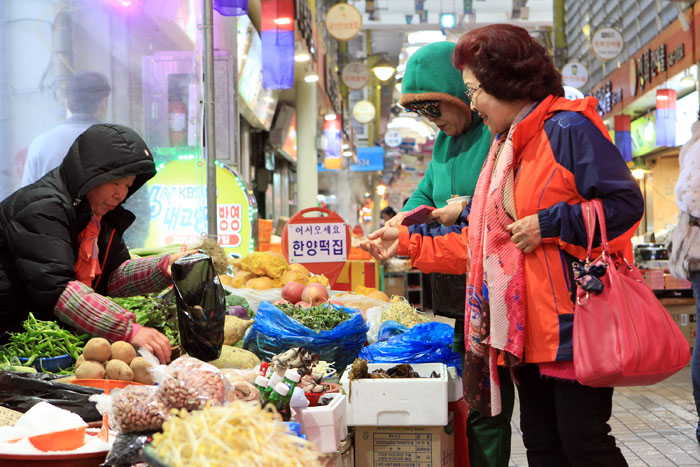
[453,24,563,101]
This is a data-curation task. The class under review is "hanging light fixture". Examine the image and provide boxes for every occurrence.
[371,58,396,82]
[304,73,320,83]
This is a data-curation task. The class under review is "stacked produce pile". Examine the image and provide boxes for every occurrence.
[0,313,89,372]
[150,402,322,467]
[74,338,154,384]
[221,252,329,290]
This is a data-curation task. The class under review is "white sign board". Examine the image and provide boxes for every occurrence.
[342,62,370,90]
[384,129,402,147]
[325,3,362,41]
[353,100,376,124]
[561,61,589,88]
[288,222,347,263]
[592,28,624,61]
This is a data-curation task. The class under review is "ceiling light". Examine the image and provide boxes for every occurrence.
[304,73,320,83]
[324,113,337,121]
[294,52,311,63]
[439,13,456,30]
[273,17,292,26]
[372,59,396,82]
[342,143,350,150]
[342,150,353,157]
[376,184,387,196]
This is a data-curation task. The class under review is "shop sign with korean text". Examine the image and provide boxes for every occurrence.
[353,100,376,123]
[325,3,362,41]
[592,28,624,61]
[561,61,588,88]
[287,222,347,263]
[342,62,370,90]
[135,158,255,258]
[282,208,350,285]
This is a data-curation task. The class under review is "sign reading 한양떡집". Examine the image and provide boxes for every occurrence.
[288,222,347,263]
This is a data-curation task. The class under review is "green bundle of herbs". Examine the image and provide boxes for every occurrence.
[112,294,180,346]
[276,303,350,331]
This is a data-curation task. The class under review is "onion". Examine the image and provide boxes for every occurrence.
[226,305,249,319]
[281,281,306,304]
[301,284,329,306]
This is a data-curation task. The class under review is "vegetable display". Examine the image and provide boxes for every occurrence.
[276,303,350,331]
[381,296,431,328]
[150,402,323,467]
[112,294,180,346]
[75,338,154,383]
[0,313,89,366]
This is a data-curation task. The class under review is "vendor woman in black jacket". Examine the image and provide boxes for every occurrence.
[0,124,184,363]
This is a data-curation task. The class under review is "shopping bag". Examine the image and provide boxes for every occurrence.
[171,253,226,361]
[243,302,368,373]
[359,322,463,374]
[573,200,690,387]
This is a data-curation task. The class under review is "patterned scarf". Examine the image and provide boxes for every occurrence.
[74,215,102,288]
[463,115,529,417]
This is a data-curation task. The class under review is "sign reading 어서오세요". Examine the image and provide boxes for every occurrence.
[287,222,347,263]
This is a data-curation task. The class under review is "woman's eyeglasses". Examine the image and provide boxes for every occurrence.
[402,100,441,118]
[464,83,481,102]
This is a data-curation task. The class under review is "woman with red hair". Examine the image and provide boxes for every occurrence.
[453,24,643,466]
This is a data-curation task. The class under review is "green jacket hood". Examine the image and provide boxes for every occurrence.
[400,41,468,111]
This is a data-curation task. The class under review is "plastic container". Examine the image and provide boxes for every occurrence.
[297,393,347,454]
[339,362,448,426]
[304,382,341,407]
[448,367,464,402]
[28,427,86,452]
[19,355,74,373]
[0,450,108,467]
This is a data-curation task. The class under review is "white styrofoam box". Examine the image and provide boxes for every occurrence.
[297,393,348,454]
[339,362,448,426]
[447,367,463,402]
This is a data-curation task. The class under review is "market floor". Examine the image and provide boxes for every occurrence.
[507,367,700,466]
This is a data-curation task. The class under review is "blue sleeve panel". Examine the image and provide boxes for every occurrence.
[538,111,644,248]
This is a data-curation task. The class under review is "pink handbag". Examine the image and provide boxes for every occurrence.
[573,200,691,387]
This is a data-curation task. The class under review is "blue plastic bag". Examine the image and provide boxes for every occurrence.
[243,302,368,372]
[377,320,409,342]
[359,322,463,374]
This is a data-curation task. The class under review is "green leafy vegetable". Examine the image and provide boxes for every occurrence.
[112,294,180,346]
[0,313,90,367]
[276,303,350,331]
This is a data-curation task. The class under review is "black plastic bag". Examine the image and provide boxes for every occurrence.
[0,371,102,421]
[101,431,154,466]
[171,253,226,361]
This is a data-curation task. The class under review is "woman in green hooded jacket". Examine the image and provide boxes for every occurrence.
[366,42,513,467]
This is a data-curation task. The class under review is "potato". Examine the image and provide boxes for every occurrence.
[75,360,105,379]
[130,357,154,385]
[208,346,260,369]
[105,359,134,381]
[83,337,111,362]
[246,277,275,290]
[224,315,253,346]
[111,341,137,365]
[75,354,85,368]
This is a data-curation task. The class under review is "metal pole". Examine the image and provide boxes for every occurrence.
[231,16,240,170]
[553,0,566,69]
[203,0,218,238]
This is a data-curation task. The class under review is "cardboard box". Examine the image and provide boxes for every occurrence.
[321,435,355,467]
[354,424,454,467]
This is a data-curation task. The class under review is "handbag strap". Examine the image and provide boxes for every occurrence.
[583,199,610,260]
